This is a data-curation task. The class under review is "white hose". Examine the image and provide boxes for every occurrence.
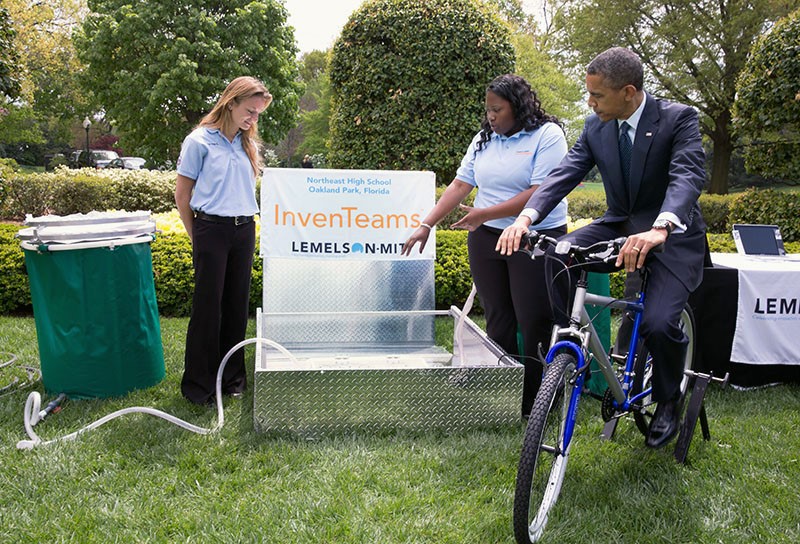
[16,337,296,450]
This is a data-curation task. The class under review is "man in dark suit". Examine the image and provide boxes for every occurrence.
[496,47,706,449]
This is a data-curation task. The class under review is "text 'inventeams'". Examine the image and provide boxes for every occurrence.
[270,174,427,256]
[306,175,391,195]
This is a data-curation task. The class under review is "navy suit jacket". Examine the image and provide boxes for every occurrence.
[528,93,707,292]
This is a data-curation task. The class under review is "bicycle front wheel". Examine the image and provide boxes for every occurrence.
[513,352,577,544]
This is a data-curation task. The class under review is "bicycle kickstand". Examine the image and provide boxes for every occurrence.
[674,370,730,464]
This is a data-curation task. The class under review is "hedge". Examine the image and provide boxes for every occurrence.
[2,172,800,315]
[0,167,175,220]
[5,223,798,317]
[0,227,479,316]
[728,188,800,243]
[5,170,798,242]
[0,224,31,314]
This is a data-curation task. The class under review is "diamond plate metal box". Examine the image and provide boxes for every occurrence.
[254,308,524,437]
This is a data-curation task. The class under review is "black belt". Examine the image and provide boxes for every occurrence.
[195,211,254,225]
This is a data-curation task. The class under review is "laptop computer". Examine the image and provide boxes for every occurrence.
[732,224,786,256]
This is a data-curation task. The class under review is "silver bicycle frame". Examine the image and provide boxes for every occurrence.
[550,284,642,405]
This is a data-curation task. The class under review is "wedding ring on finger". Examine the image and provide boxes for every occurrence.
[632,247,641,252]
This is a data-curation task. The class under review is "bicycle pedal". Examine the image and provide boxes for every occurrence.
[609,353,628,364]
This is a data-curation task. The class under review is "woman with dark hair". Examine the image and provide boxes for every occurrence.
[175,76,273,405]
[403,74,568,417]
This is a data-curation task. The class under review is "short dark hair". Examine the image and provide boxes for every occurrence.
[586,47,643,91]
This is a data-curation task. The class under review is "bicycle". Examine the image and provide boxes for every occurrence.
[512,231,695,543]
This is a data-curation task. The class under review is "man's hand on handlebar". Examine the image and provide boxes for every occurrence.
[616,228,669,272]
[496,216,533,256]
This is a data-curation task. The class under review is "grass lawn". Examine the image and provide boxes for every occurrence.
[1,315,799,543]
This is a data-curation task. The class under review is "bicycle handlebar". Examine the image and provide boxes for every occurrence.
[520,231,663,265]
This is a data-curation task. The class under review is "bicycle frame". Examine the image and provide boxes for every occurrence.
[543,266,651,446]
[512,232,690,544]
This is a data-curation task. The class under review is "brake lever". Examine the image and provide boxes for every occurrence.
[519,231,540,257]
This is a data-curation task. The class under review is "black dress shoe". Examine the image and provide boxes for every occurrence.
[645,398,680,449]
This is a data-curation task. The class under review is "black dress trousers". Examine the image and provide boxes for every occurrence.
[181,218,255,404]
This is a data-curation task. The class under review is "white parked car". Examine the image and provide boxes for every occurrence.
[70,149,120,168]
[105,157,147,170]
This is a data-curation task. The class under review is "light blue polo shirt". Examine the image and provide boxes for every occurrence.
[177,127,259,217]
[456,122,568,230]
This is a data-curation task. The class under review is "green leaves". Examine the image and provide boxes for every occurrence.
[0,7,20,100]
[328,0,515,183]
[75,1,302,167]
[557,0,796,194]
[733,9,800,182]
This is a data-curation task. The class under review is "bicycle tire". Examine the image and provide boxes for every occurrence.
[631,304,696,436]
[512,352,576,543]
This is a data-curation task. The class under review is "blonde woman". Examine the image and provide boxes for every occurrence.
[175,76,272,405]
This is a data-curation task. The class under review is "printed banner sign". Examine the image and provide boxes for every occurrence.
[728,257,800,365]
[261,168,435,260]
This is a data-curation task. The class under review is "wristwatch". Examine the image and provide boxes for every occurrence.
[652,219,674,236]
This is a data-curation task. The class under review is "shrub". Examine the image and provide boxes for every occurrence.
[609,270,626,301]
[1,172,54,219]
[727,188,800,242]
[250,255,263,315]
[707,232,737,253]
[433,229,475,310]
[698,193,732,234]
[0,167,178,220]
[0,224,30,314]
[733,9,800,182]
[434,185,476,230]
[51,173,118,216]
[0,158,19,211]
[150,233,194,317]
[328,0,515,183]
[114,170,176,213]
[567,189,607,220]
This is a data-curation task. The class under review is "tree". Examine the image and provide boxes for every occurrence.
[484,0,585,144]
[734,9,800,182]
[510,34,584,145]
[75,0,303,166]
[297,50,333,160]
[556,0,796,194]
[298,71,333,159]
[1,1,88,163]
[0,7,21,101]
[328,0,515,183]
[269,49,331,166]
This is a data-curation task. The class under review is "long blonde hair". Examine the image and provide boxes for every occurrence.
[200,76,273,177]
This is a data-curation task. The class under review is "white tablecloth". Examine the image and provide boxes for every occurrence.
[711,253,800,365]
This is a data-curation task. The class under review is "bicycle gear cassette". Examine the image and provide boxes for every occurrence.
[601,388,618,421]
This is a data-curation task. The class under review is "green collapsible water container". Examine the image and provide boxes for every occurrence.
[18,211,165,399]
[585,272,611,396]
[515,272,611,396]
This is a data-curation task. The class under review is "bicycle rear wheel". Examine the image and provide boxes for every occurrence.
[631,304,696,435]
[513,352,577,543]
